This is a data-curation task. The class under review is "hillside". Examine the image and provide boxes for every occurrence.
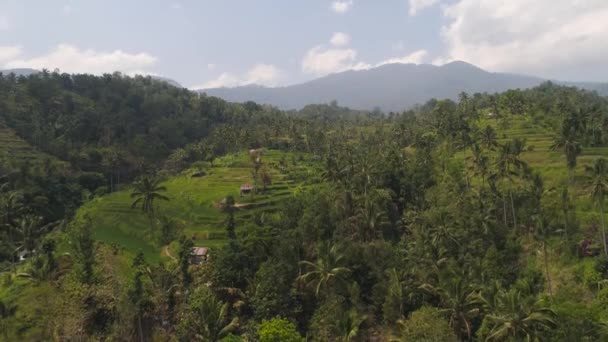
[202,61,608,112]
[76,150,320,262]
[0,121,69,174]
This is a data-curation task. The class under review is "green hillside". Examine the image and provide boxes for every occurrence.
[76,150,320,261]
[0,122,69,173]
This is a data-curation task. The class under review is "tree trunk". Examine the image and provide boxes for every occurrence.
[509,181,517,232]
[137,315,144,342]
[600,198,608,257]
[543,242,552,297]
[503,196,508,227]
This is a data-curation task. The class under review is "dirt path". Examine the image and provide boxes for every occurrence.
[162,245,176,262]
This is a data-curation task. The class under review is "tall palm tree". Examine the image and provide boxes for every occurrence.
[551,125,582,184]
[480,125,499,151]
[586,158,608,256]
[184,286,238,341]
[221,195,237,240]
[533,214,557,297]
[0,191,23,270]
[130,176,169,226]
[468,144,489,189]
[332,308,367,342]
[419,270,480,340]
[496,139,528,231]
[298,242,351,297]
[13,215,54,255]
[479,289,556,341]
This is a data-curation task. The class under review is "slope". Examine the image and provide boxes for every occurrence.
[202,62,608,112]
[76,150,320,262]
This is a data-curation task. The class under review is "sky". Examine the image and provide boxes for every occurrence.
[1,0,607,88]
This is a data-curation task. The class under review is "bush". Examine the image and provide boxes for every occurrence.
[393,306,457,342]
[258,317,303,342]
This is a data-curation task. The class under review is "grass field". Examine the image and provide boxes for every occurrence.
[76,149,320,262]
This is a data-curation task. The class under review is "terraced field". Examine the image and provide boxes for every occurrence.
[76,150,320,262]
[0,122,69,172]
[488,116,606,225]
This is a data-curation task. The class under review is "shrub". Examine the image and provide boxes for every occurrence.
[258,317,303,342]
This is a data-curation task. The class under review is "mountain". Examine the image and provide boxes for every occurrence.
[201,61,608,112]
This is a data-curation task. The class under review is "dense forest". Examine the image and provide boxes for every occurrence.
[1,70,608,341]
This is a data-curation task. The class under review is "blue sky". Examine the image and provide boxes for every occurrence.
[1,0,607,88]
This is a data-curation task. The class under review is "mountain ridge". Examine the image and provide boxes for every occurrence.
[200,61,608,112]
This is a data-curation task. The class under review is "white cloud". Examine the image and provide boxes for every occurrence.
[302,34,428,76]
[2,44,157,75]
[171,3,183,10]
[331,0,353,14]
[330,32,351,47]
[207,63,216,70]
[0,46,22,64]
[409,0,439,16]
[302,45,370,76]
[197,63,283,89]
[377,49,429,66]
[439,0,608,78]
[245,64,282,85]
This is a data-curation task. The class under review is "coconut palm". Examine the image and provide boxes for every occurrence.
[480,125,499,151]
[130,176,169,226]
[182,286,238,341]
[479,289,556,341]
[298,242,351,297]
[332,308,367,342]
[0,191,23,270]
[221,195,237,240]
[468,144,490,188]
[551,125,582,184]
[419,270,480,340]
[586,158,608,256]
[532,213,558,297]
[496,138,528,231]
[13,215,54,256]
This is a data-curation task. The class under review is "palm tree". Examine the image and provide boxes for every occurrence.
[130,176,169,227]
[0,191,23,270]
[184,286,239,341]
[221,195,237,240]
[468,144,489,188]
[586,158,608,256]
[297,242,351,297]
[332,308,367,342]
[479,289,556,341]
[496,139,528,231]
[551,125,582,184]
[533,214,557,297]
[13,215,54,256]
[480,125,499,151]
[419,270,480,340]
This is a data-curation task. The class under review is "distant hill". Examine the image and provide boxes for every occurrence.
[0,68,40,77]
[201,61,608,112]
[0,68,182,88]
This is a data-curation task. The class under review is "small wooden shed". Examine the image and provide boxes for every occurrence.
[190,247,209,264]
[240,183,253,196]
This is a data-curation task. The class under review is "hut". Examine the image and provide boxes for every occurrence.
[190,247,209,264]
[240,183,253,196]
